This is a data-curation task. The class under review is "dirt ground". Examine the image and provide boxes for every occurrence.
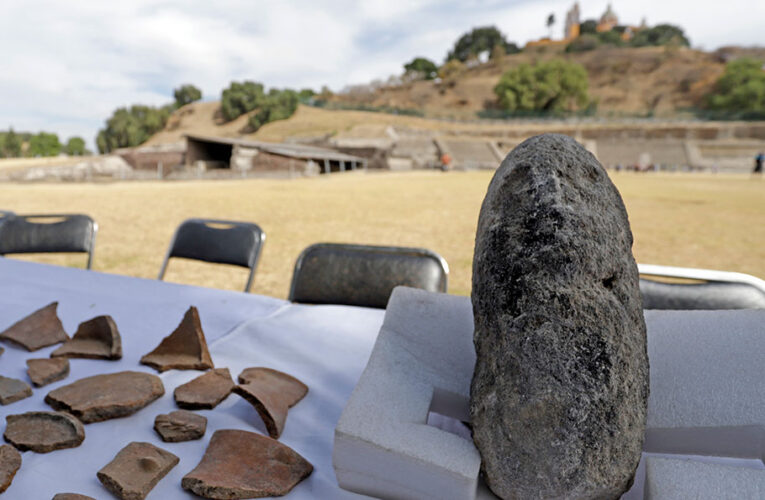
[0,171,763,299]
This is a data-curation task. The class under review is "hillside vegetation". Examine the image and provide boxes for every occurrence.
[331,46,727,117]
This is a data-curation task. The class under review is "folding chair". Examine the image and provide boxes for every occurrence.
[158,218,265,292]
[0,213,97,269]
[639,264,765,309]
[289,243,449,308]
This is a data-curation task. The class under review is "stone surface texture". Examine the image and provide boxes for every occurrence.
[233,367,308,439]
[182,429,313,498]
[45,371,164,423]
[0,376,33,405]
[52,494,96,500]
[140,306,214,372]
[4,411,85,453]
[0,444,21,494]
[0,301,68,351]
[173,367,233,410]
[470,134,649,499]
[97,441,179,500]
[154,410,207,442]
[27,357,70,387]
[50,315,122,360]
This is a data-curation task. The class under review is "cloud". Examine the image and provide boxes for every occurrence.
[0,0,762,148]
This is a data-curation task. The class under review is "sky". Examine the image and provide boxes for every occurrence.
[1,0,763,148]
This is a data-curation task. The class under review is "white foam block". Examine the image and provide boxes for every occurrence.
[644,457,765,499]
[644,309,765,460]
[333,287,480,500]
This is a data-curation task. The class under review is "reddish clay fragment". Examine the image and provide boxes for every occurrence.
[97,441,179,500]
[182,429,313,498]
[27,357,70,387]
[174,368,234,410]
[233,367,308,439]
[45,371,164,423]
[0,302,68,351]
[0,444,21,494]
[4,411,85,453]
[51,315,122,360]
[140,306,213,372]
[0,376,32,405]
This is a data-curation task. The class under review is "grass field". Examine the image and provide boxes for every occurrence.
[1,171,763,299]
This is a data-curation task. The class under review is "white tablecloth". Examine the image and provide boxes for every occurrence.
[0,259,385,499]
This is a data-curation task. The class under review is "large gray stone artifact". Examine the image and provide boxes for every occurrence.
[0,301,68,351]
[45,371,164,423]
[4,411,85,453]
[470,134,649,499]
[0,444,21,494]
[140,306,214,372]
[50,315,122,360]
[181,429,313,498]
[97,441,179,500]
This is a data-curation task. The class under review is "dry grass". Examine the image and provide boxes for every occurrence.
[0,171,763,299]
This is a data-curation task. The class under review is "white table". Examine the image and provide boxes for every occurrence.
[0,259,385,499]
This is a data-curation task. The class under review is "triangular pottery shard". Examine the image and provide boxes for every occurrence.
[233,367,308,439]
[0,302,69,351]
[140,306,213,372]
[51,315,122,360]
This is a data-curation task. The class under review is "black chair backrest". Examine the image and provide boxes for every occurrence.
[0,214,97,269]
[640,278,765,310]
[158,218,265,292]
[289,243,449,309]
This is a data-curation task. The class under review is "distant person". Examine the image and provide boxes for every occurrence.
[755,151,764,174]
[440,153,452,172]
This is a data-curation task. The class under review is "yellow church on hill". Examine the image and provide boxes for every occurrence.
[526,3,645,49]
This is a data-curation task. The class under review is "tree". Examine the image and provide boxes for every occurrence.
[580,19,598,35]
[707,58,765,113]
[173,84,202,108]
[248,88,300,131]
[546,13,555,39]
[403,57,438,80]
[64,137,87,156]
[220,81,265,121]
[565,34,600,53]
[96,105,172,153]
[447,26,519,62]
[27,132,61,157]
[0,128,22,158]
[298,88,315,102]
[630,24,689,47]
[597,30,624,46]
[494,59,590,112]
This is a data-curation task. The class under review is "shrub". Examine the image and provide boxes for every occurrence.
[707,58,765,113]
[64,137,88,156]
[27,132,61,157]
[565,34,600,53]
[220,81,265,121]
[96,105,173,153]
[447,26,519,62]
[494,59,590,112]
[630,24,689,47]
[173,84,202,108]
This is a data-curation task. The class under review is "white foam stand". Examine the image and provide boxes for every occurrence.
[333,287,765,500]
